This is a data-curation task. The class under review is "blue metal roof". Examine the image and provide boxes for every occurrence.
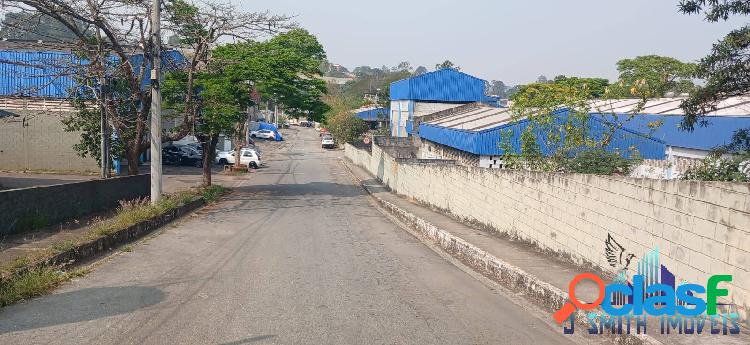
[419,109,667,159]
[390,69,485,102]
[0,49,184,98]
[355,107,388,121]
[595,113,750,151]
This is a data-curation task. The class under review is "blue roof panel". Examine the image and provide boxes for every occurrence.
[595,113,750,151]
[420,110,667,159]
[0,49,185,98]
[355,107,388,121]
[390,69,485,102]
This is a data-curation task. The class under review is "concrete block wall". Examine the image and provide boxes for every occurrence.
[345,143,750,325]
[0,110,99,172]
[0,174,150,235]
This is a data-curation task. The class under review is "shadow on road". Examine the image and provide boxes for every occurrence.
[0,286,164,334]
[236,182,363,199]
[219,335,277,345]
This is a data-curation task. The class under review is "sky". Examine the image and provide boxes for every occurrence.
[232,0,745,85]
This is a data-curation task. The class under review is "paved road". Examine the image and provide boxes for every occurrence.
[0,128,585,344]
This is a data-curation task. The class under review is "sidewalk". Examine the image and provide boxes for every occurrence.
[342,158,749,345]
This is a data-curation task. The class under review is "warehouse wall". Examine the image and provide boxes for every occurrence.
[346,142,750,325]
[0,110,98,172]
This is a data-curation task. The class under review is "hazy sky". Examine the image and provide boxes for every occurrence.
[233,0,745,85]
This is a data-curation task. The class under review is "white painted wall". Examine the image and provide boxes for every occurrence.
[389,100,464,137]
[345,143,750,326]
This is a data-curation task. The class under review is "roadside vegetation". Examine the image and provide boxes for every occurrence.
[682,129,750,182]
[0,185,228,307]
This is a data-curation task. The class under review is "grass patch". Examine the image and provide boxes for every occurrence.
[0,267,66,307]
[51,240,77,253]
[0,185,229,308]
[201,185,229,203]
[84,184,228,242]
[2,257,30,274]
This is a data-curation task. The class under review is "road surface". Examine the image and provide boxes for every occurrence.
[0,128,587,344]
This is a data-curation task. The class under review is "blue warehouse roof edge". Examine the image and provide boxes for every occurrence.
[390,69,486,102]
[0,47,185,99]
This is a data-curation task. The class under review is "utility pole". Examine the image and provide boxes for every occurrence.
[100,76,110,178]
[149,0,162,204]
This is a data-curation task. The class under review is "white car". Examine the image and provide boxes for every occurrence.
[321,135,335,149]
[215,151,234,165]
[250,129,276,140]
[217,149,262,169]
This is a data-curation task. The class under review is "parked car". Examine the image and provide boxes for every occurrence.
[321,134,335,149]
[221,148,262,169]
[250,129,276,140]
[215,151,233,165]
[178,145,203,167]
[162,146,183,165]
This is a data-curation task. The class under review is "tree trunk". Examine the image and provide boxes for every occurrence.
[233,121,245,169]
[202,135,219,187]
[126,146,140,176]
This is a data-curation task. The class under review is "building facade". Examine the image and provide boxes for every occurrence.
[389,69,485,137]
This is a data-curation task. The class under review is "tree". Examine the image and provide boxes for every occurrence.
[435,60,460,71]
[611,55,697,99]
[553,76,610,98]
[678,0,750,130]
[163,0,291,143]
[506,81,645,173]
[486,80,507,98]
[0,12,82,42]
[413,66,428,76]
[3,0,170,176]
[164,29,328,185]
[395,61,412,72]
[352,65,374,77]
[1,0,288,176]
[326,111,368,145]
[536,75,549,83]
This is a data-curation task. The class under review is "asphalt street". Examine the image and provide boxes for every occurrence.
[0,128,591,344]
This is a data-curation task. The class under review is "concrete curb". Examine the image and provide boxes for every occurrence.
[341,158,659,345]
[1,197,206,282]
[46,197,206,268]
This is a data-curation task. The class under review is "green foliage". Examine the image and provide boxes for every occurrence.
[682,154,750,182]
[551,76,610,98]
[678,0,750,21]
[676,1,750,130]
[611,55,697,99]
[327,112,369,145]
[201,185,229,203]
[0,267,67,307]
[62,94,126,167]
[510,82,597,160]
[505,81,643,174]
[563,150,639,175]
[214,29,330,122]
[512,76,610,101]
[435,60,460,71]
[164,0,206,46]
[680,24,750,129]
[51,240,77,253]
